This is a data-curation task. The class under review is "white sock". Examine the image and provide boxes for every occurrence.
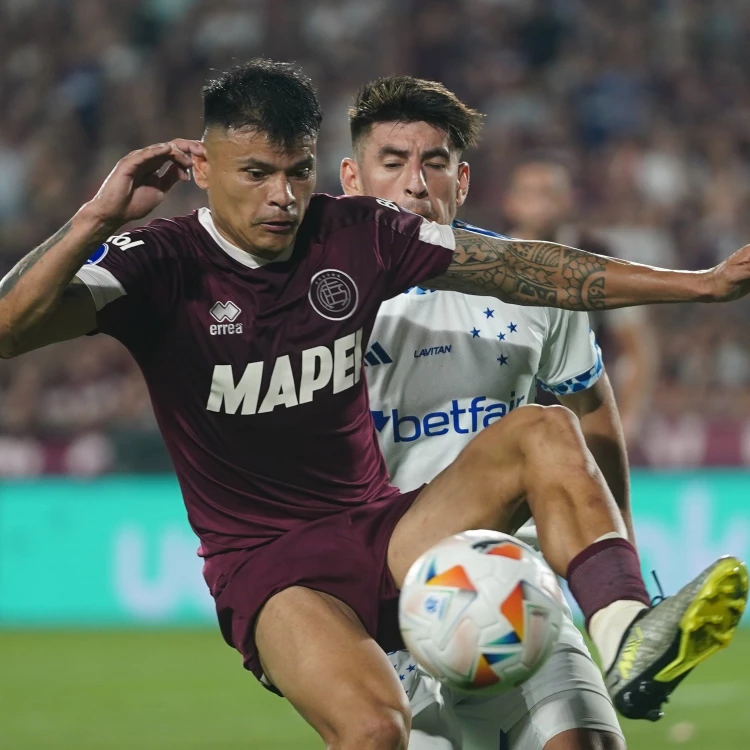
[589,599,649,672]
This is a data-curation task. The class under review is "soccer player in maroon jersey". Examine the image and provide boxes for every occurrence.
[1,61,749,748]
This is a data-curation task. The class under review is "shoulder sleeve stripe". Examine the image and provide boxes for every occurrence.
[451,219,510,240]
[75,265,127,311]
[538,340,604,395]
[419,219,456,250]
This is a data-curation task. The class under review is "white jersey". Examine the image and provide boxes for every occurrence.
[368,278,602,494]
[368,223,619,746]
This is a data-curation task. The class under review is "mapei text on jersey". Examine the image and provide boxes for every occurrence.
[206,329,364,415]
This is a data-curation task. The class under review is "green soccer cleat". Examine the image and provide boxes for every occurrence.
[605,556,748,721]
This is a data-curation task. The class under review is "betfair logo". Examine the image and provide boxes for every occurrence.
[618,626,644,680]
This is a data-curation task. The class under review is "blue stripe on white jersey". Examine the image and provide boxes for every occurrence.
[451,218,510,240]
[539,336,604,395]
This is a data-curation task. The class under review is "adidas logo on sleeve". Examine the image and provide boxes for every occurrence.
[363,341,393,367]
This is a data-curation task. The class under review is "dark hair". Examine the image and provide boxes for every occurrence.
[202,59,323,147]
[349,76,483,154]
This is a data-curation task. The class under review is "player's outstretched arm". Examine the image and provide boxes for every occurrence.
[426,228,750,310]
[0,140,204,359]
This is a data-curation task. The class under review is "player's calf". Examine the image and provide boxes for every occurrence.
[439,403,627,575]
[472,405,653,675]
[511,404,628,574]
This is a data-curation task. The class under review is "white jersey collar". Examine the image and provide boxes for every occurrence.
[198,207,294,269]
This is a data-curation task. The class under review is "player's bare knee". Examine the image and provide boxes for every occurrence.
[334,702,410,750]
[468,404,584,465]
[518,404,588,464]
[453,405,558,492]
[528,403,579,435]
[459,403,544,460]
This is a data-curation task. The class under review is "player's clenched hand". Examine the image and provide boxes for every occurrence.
[84,140,206,228]
[705,244,750,302]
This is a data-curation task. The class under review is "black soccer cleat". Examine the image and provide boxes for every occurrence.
[605,556,748,721]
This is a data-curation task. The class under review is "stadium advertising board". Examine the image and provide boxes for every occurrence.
[0,473,748,625]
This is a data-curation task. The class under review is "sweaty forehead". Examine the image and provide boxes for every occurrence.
[204,126,316,163]
[364,121,455,157]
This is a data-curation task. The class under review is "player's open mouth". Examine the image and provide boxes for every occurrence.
[259,221,296,233]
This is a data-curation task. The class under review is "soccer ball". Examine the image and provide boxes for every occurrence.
[399,530,563,694]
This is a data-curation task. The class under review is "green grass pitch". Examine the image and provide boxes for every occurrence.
[1,628,748,749]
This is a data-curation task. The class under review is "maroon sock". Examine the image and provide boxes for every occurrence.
[567,538,650,629]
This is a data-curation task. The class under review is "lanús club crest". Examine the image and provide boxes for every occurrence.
[308,269,359,321]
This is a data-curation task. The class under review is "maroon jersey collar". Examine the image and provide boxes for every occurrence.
[197,207,295,270]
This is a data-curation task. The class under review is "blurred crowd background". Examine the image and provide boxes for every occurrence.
[2,0,750,475]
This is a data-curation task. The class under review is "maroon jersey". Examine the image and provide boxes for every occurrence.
[76,195,454,555]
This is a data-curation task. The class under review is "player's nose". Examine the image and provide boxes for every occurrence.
[267,177,296,210]
[404,167,428,199]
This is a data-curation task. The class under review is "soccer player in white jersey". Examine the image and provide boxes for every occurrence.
[340,76,634,750]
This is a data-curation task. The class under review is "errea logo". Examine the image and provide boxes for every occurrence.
[211,301,240,322]
[210,301,243,335]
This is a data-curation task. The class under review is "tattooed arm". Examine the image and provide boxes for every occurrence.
[426,229,750,310]
[0,217,107,358]
[0,140,202,359]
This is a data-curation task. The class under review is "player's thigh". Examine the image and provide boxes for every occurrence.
[507,626,624,750]
[454,692,625,750]
[388,407,541,587]
[255,586,411,745]
[455,619,624,750]
[506,695,626,750]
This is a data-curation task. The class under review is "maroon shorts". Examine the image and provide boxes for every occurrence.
[201,488,422,685]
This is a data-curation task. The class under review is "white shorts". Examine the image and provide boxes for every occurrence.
[391,616,624,750]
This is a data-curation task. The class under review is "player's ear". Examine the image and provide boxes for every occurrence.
[192,144,210,191]
[456,162,470,208]
[340,157,363,196]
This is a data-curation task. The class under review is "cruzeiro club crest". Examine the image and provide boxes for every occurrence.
[309,269,359,320]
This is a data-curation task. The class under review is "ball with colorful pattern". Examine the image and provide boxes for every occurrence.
[399,530,564,694]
